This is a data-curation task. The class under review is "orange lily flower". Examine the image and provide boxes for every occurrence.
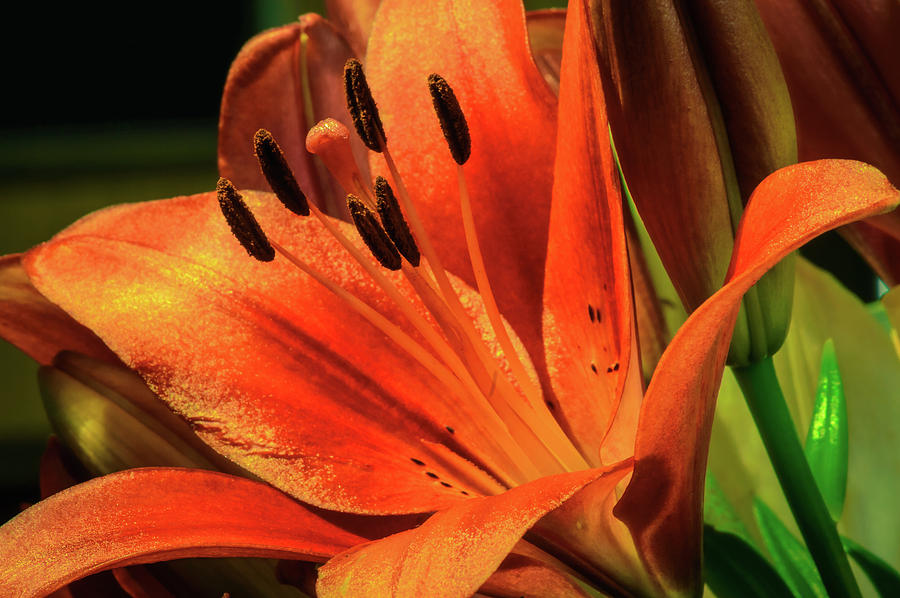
[753,0,900,285]
[1,1,898,597]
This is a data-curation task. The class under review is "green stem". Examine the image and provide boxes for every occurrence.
[732,357,860,598]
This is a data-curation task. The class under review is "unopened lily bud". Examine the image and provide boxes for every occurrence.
[593,0,797,364]
[39,351,240,476]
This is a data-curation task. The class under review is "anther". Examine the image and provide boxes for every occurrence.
[216,178,275,262]
[347,194,401,270]
[253,129,310,216]
[427,73,471,165]
[375,176,420,267]
[344,59,385,152]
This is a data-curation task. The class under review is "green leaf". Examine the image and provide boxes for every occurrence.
[753,498,826,598]
[842,537,900,598]
[703,525,794,598]
[705,471,756,547]
[865,300,893,334]
[710,260,900,569]
[803,339,848,520]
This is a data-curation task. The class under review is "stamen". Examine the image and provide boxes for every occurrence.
[378,147,581,473]
[427,74,471,165]
[268,238,536,486]
[375,176,420,267]
[330,64,589,477]
[216,178,275,262]
[344,58,385,152]
[347,195,402,271]
[253,129,309,216]
[454,165,589,472]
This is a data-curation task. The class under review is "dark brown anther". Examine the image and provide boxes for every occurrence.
[344,59,385,152]
[374,176,420,267]
[347,194,401,270]
[428,73,471,165]
[216,178,275,262]
[253,129,310,216]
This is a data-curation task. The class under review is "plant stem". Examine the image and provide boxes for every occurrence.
[732,357,860,598]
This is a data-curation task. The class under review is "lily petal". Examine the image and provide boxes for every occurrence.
[541,0,637,467]
[217,15,367,216]
[39,436,79,497]
[478,542,591,598]
[325,0,380,59]
[0,254,116,365]
[840,211,900,286]
[615,160,900,595]
[0,468,379,597]
[754,0,900,184]
[526,9,566,94]
[24,191,511,514]
[366,0,558,356]
[316,461,632,598]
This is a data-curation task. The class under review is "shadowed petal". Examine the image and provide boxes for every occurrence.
[325,0,380,59]
[541,0,638,468]
[39,437,80,498]
[24,191,511,514]
[478,543,591,598]
[841,211,900,286]
[0,468,375,598]
[316,461,631,598]
[366,0,558,358]
[615,160,900,595]
[218,16,367,216]
[754,0,900,184]
[0,254,117,365]
[526,9,565,94]
[752,0,900,291]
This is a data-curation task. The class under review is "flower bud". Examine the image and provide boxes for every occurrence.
[592,0,797,364]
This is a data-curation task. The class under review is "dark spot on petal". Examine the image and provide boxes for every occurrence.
[545,400,555,411]
[591,363,598,374]
[588,304,595,322]
[426,472,439,479]
[410,458,425,466]
[461,490,470,496]
[440,481,452,488]
[445,426,455,434]
[613,362,620,371]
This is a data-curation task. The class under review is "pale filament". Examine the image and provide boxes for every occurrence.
[301,200,555,478]
[269,238,536,485]
[379,143,579,474]
[454,164,589,471]
[307,125,575,474]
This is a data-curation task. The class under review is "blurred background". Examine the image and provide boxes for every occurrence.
[0,0,873,522]
[0,0,571,523]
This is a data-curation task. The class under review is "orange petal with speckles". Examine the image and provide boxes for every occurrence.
[316,461,631,598]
